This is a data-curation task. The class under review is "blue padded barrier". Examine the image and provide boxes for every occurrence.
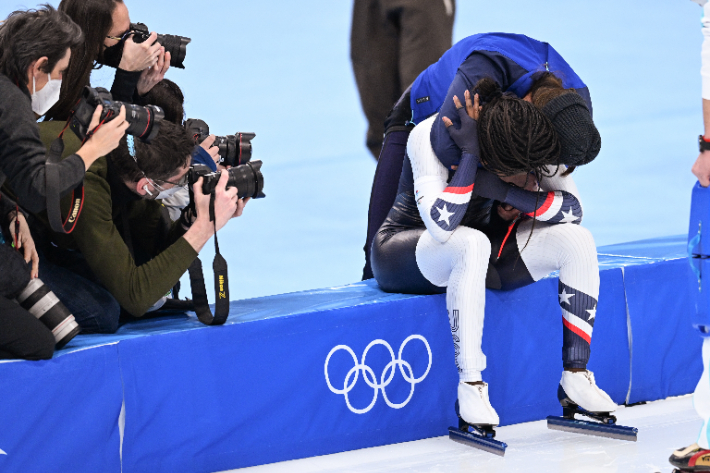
[0,344,123,472]
[0,234,699,472]
[119,294,459,473]
[623,258,702,404]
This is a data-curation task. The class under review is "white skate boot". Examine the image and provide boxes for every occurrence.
[448,382,507,456]
[547,370,637,441]
[559,370,617,413]
[458,382,500,426]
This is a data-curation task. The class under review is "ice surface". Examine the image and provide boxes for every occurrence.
[232,396,700,473]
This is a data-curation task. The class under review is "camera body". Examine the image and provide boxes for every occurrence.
[188,163,265,201]
[184,118,255,168]
[69,86,164,143]
[131,22,191,69]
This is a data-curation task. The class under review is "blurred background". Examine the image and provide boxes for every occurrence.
[0,0,703,300]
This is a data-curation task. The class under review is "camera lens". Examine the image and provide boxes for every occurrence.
[226,160,265,199]
[124,104,165,143]
[16,279,81,349]
[156,34,191,69]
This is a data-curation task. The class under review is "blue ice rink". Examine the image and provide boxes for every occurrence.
[0,0,703,301]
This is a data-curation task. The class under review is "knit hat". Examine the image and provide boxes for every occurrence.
[541,93,601,166]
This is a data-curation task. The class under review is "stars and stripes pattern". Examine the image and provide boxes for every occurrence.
[506,188,583,224]
[430,153,478,232]
[558,281,596,369]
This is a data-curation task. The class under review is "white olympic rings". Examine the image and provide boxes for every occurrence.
[324,335,432,414]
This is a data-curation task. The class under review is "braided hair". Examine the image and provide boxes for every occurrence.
[475,78,560,179]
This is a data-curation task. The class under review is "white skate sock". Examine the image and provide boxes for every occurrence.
[458,382,499,426]
[560,370,617,413]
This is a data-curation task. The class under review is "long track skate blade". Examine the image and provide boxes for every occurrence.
[546,416,637,441]
[448,426,507,456]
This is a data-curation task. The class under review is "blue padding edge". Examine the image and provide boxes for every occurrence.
[0,344,122,472]
[625,259,703,403]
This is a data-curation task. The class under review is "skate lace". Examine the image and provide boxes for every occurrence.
[583,370,595,385]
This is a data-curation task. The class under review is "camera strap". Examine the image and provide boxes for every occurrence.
[45,126,85,234]
[187,193,230,325]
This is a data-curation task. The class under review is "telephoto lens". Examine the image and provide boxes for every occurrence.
[190,162,265,200]
[131,22,191,69]
[184,118,256,167]
[70,86,164,143]
[16,279,80,348]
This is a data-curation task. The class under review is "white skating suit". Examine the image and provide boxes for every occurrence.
[371,115,600,383]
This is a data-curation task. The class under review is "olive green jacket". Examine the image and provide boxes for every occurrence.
[37,122,197,316]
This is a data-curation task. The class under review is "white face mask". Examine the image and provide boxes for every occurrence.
[31,73,62,116]
[155,185,183,200]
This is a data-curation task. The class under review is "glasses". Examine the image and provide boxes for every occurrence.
[106,30,133,42]
[154,173,189,188]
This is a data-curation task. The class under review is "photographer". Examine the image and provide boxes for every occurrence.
[0,191,70,360]
[34,121,247,332]
[0,5,128,214]
[46,0,169,121]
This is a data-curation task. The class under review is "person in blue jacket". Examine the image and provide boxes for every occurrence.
[363,32,600,280]
[368,32,613,429]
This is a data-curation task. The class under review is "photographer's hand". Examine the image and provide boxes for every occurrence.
[76,105,130,171]
[9,213,39,278]
[137,48,170,96]
[183,172,239,252]
[199,135,220,167]
[119,32,162,72]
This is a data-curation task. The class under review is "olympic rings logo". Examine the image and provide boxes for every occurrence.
[324,335,432,414]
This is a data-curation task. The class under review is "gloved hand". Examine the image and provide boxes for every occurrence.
[473,169,511,202]
[442,90,480,157]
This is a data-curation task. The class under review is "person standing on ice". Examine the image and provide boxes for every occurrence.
[369,33,618,433]
[669,2,710,471]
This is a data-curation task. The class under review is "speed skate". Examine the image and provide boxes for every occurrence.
[546,385,638,441]
[448,401,508,456]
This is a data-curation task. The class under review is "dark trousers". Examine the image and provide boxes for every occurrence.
[38,248,121,334]
[351,0,454,158]
[0,295,54,360]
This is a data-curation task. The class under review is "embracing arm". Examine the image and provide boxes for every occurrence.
[474,165,583,224]
[429,52,527,169]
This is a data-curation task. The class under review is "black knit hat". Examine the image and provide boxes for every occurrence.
[541,93,601,166]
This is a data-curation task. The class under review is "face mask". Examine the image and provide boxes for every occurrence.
[155,185,183,200]
[31,73,62,116]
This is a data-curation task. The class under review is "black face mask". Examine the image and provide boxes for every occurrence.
[98,42,125,69]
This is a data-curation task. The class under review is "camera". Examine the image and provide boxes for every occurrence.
[184,118,255,167]
[188,162,265,200]
[69,86,165,143]
[131,22,190,69]
[16,278,80,348]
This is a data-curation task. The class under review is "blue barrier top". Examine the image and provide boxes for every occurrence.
[53,234,688,358]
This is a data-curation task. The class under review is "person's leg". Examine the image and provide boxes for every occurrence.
[351,0,401,159]
[371,225,444,294]
[669,337,710,469]
[38,257,120,334]
[396,0,455,89]
[0,295,54,360]
[363,131,410,280]
[512,221,599,370]
[502,220,615,412]
[416,226,499,425]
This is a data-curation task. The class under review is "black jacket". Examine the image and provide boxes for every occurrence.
[0,73,85,213]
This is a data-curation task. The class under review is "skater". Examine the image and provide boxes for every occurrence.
[669,1,710,471]
[362,32,600,281]
[370,78,616,449]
